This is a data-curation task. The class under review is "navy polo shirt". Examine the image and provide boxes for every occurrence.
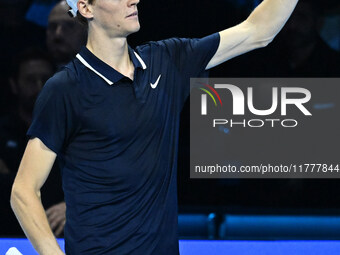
[27,33,220,254]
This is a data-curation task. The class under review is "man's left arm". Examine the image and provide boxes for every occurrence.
[206,0,299,70]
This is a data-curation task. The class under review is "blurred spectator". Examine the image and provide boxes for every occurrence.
[9,50,55,129]
[0,49,65,236]
[272,0,339,76]
[0,0,46,116]
[47,0,87,67]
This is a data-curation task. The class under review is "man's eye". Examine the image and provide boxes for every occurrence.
[48,23,57,31]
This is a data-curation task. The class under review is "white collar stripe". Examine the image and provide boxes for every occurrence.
[134,52,147,70]
[76,54,114,85]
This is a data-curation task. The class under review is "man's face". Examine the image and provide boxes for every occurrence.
[47,1,87,64]
[90,0,140,37]
[15,59,54,111]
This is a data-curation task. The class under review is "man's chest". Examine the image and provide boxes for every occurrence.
[77,79,175,142]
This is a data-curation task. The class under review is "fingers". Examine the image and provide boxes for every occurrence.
[55,219,66,237]
[50,212,65,230]
[45,202,66,236]
[46,202,66,220]
[46,204,58,218]
[47,207,61,227]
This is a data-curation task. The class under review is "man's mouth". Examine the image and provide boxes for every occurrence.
[126,11,138,18]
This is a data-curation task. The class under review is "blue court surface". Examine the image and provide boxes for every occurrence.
[1,239,340,254]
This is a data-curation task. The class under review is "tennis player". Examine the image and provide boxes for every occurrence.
[11,0,299,254]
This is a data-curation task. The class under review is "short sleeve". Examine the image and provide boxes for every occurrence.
[151,33,220,106]
[27,68,80,155]
[161,32,220,77]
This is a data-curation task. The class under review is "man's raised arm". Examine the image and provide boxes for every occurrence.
[10,138,64,255]
[206,0,299,69]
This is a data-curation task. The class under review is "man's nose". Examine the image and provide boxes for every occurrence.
[128,0,139,7]
[36,79,44,89]
[31,78,44,92]
[55,24,63,37]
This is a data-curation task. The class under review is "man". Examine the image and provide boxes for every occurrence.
[47,0,87,67]
[10,0,299,254]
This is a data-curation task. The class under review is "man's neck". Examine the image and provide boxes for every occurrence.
[86,29,134,80]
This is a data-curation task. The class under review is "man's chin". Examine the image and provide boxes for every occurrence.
[126,25,141,37]
[131,22,141,32]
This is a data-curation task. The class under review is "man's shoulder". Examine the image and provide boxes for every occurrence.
[135,33,220,57]
[134,38,190,63]
[43,64,80,95]
[136,37,189,51]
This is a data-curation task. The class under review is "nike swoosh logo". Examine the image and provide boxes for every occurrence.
[150,74,162,89]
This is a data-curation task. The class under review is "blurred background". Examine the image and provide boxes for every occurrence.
[0,0,340,241]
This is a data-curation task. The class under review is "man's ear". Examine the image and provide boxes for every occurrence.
[78,0,94,19]
[9,78,18,95]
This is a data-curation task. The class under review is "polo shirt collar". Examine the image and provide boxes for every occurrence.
[76,45,147,85]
